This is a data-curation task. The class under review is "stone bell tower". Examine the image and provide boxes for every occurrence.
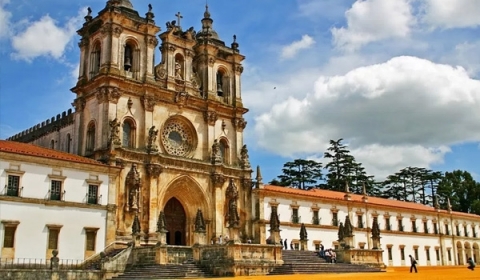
[71,1,253,246]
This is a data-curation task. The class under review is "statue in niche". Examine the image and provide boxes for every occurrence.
[175,60,183,80]
[108,118,121,148]
[190,70,201,90]
[211,139,222,165]
[146,126,158,153]
[225,179,240,228]
[240,144,251,169]
[125,164,141,212]
[154,63,166,80]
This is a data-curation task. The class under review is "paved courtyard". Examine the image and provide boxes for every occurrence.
[189,266,477,280]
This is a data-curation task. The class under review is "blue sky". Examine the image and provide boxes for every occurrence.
[1,0,480,183]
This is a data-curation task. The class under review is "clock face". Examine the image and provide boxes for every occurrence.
[161,118,195,156]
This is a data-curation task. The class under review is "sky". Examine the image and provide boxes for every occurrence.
[0,0,480,184]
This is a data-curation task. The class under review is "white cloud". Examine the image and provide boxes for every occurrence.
[421,0,480,29]
[331,0,415,51]
[254,56,480,177]
[444,41,480,78]
[0,0,11,39]
[280,35,315,59]
[11,9,84,62]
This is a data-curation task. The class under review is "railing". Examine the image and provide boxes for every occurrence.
[291,215,300,224]
[332,219,338,227]
[85,193,102,205]
[312,217,320,225]
[2,185,23,197]
[0,258,87,270]
[386,224,392,231]
[45,190,66,201]
[357,221,364,229]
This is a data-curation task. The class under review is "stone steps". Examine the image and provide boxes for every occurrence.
[110,263,214,279]
[86,248,125,270]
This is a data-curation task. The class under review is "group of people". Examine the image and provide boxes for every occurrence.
[316,244,336,263]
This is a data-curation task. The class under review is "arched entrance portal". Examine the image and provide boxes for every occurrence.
[164,198,186,245]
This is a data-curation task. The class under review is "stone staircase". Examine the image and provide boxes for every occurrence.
[109,246,214,279]
[268,250,383,275]
[85,248,126,270]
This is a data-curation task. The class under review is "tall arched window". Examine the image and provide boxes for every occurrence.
[90,41,101,78]
[122,119,136,148]
[219,138,229,164]
[50,139,55,150]
[124,41,139,79]
[86,122,96,153]
[216,68,230,102]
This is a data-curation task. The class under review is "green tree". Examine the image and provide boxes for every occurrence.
[272,159,323,190]
[324,139,353,191]
[437,170,480,214]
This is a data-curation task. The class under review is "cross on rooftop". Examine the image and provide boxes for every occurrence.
[175,12,183,28]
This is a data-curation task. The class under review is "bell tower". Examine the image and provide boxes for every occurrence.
[71,1,253,245]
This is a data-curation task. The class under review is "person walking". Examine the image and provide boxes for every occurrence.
[467,257,476,271]
[409,254,418,273]
[284,239,288,250]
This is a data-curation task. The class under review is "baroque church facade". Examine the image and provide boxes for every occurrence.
[8,0,253,247]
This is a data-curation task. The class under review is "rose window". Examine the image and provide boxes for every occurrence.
[161,119,196,156]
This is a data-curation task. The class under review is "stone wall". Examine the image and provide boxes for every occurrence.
[0,270,103,280]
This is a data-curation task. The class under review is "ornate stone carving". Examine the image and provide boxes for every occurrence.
[145,35,158,47]
[78,38,89,48]
[141,95,156,112]
[174,92,188,108]
[146,126,159,154]
[269,205,280,231]
[154,63,166,80]
[190,71,201,89]
[211,172,225,188]
[146,163,162,178]
[97,86,121,104]
[132,213,141,235]
[241,178,253,190]
[235,65,244,74]
[168,45,176,53]
[194,209,206,233]
[156,211,167,232]
[300,223,308,241]
[211,139,222,165]
[108,118,121,148]
[208,57,215,66]
[204,111,217,126]
[161,118,195,157]
[101,23,123,38]
[115,158,125,168]
[125,164,141,212]
[72,97,86,112]
[225,179,240,228]
[234,117,247,131]
[239,144,251,169]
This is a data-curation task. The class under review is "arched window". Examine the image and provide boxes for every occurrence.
[122,119,136,148]
[216,70,224,97]
[66,133,72,153]
[86,122,96,153]
[90,41,101,78]
[216,68,230,101]
[124,41,139,79]
[50,139,55,150]
[219,138,229,164]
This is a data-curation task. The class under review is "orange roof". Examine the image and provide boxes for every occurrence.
[0,140,108,167]
[262,185,480,219]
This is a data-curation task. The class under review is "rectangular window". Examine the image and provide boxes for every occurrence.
[332,212,338,226]
[424,221,428,233]
[398,219,404,231]
[294,243,299,250]
[447,249,452,261]
[86,231,96,251]
[388,247,393,260]
[436,249,440,261]
[48,228,60,250]
[87,185,98,204]
[3,227,16,248]
[445,224,450,235]
[412,221,417,233]
[434,223,438,234]
[456,225,460,236]
[291,208,299,224]
[414,248,419,261]
[385,217,391,231]
[312,210,320,225]
[7,175,20,196]
[314,243,320,251]
[400,247,405,261]
[464,226,468,237]
[426,248,430,261]
[357,215,364,228]
[50,180,62,200]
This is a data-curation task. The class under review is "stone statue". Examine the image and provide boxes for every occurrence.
[148,3,152,12]
[343,216,353,237]
[338,222,345,242]
[154,63,166,80]
[175,60,183,80]
[269,206,280,231]
[372,216,381,239]
[240,144,251,169]
[132,213,141,235]
[299,223,308,241]
[125,164,141,212]
[194,209,206,232]
[108,118,121,148]
[211,139,222,165]
[146,126,158,153]
[190,70,201,89]
[225,179,240,228]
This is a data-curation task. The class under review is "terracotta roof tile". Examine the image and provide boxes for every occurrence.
[262,185,480,219]
[0,140,108,167]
